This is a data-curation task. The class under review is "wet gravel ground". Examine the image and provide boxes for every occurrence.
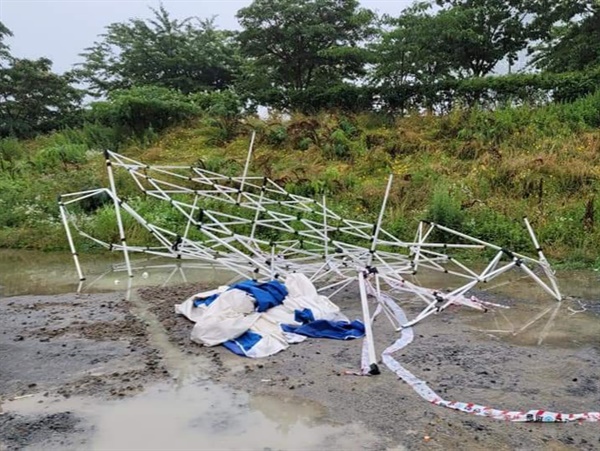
[0,292,168,450]
[0,283,598,450]
[0,412,86,451]
[142,283,600,451]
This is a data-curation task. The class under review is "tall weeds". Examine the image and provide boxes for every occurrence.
[2,91,600,263]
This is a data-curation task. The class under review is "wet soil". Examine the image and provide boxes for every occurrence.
[0,282,598,450]
[140,283,600,451]
[0,412,85,451]
[0,292,168,450]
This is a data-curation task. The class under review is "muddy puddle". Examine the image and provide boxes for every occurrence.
[0,251,382,449]
[405,268,600,349]
[2,380,378,450]
[0,249,236,298]
[1,248,597,350]
[469,271,599,349]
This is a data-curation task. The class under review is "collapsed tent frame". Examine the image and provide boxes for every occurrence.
[59,135,562,372]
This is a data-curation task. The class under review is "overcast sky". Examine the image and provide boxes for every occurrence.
[0,0,415,73]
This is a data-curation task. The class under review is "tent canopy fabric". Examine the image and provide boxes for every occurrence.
[175,273,364,358]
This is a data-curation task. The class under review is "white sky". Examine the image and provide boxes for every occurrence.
[0,0,416,73]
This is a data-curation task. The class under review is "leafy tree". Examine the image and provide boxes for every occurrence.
[378,1,530,82]
[528,1,600,72]
[79,5,239,96]
[375,1,531,112]
[0,58,83,138]
[0,21,12,64]
[373,3,456,112]
[236,0,376,111]
[433,0,530,77]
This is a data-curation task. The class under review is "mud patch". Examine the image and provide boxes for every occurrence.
[0,412,85,451]
[29,314,147,347]
[0,293,168,400]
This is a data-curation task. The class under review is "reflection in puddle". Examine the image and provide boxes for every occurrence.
[401,267,599,348]
[2,249,598,351]
[0,249,235,297]
[465,299,599,348]
[456,270,600,348]
[4,381,378,450]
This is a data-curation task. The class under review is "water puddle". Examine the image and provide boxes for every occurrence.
[0,249,235,297]
[0,251,383,450]
[0,250,598,448]
[402,267,600,348]
[465,299,599,350]
[2,380,379,450]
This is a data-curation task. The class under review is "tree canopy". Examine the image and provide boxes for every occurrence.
[0,21,13,65]
[79,5,239,96]
[236,0,376,111]
[433,0,530,77]
[2,0,600,133]
[0,58,83,138]
[529,1,600,73]
[376,0,530,86]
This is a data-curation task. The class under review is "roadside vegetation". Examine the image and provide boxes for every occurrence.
[1,0,600,267]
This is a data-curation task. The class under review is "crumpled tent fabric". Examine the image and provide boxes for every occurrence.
[193,280,288,310]
[175,273,363,357]
[281,320,365,340]
[232,280,288,312]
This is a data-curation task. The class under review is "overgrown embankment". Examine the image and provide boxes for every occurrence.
[1,94,600,266]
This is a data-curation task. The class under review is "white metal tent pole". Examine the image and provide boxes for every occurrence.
[249,188,265,245]
[367,175,394,268]
[413,221,435,274]
[374,273,400,330]
[323,195,329,261]
[270,245,275,280]
[104,150,133,278]
[58,198,85,281]
[411,221,423,273]
[524,217,562,300]
[519,262,562,300]
[180,195,199,258]
[523,217,545,262]
[358,270,379,375]
[479,250,503,282]
[237,131,256,205]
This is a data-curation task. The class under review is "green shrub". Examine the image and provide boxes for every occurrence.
[33,143,88,172]
[326,129,352,159]
[266,125,288,146]
[0,138,25,176]
[298,137,312,150]
[90,86,200,136]
[426,184,464,231]
[192,89,244,119]
[463,209,530,251]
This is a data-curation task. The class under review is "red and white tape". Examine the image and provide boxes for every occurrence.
[360,281,600,423]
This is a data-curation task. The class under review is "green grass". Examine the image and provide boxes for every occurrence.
[2,93,600,266]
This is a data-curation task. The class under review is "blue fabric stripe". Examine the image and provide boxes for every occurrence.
[232,280,288,312]
[281,320,365,340]
[294,308,315,324]
[223,331,263,357]
[193,293,219,307]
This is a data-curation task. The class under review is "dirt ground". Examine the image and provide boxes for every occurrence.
[0,292,168,450]
[1,283,599,450]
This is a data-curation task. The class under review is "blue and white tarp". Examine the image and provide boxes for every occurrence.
[175,273,364,358]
